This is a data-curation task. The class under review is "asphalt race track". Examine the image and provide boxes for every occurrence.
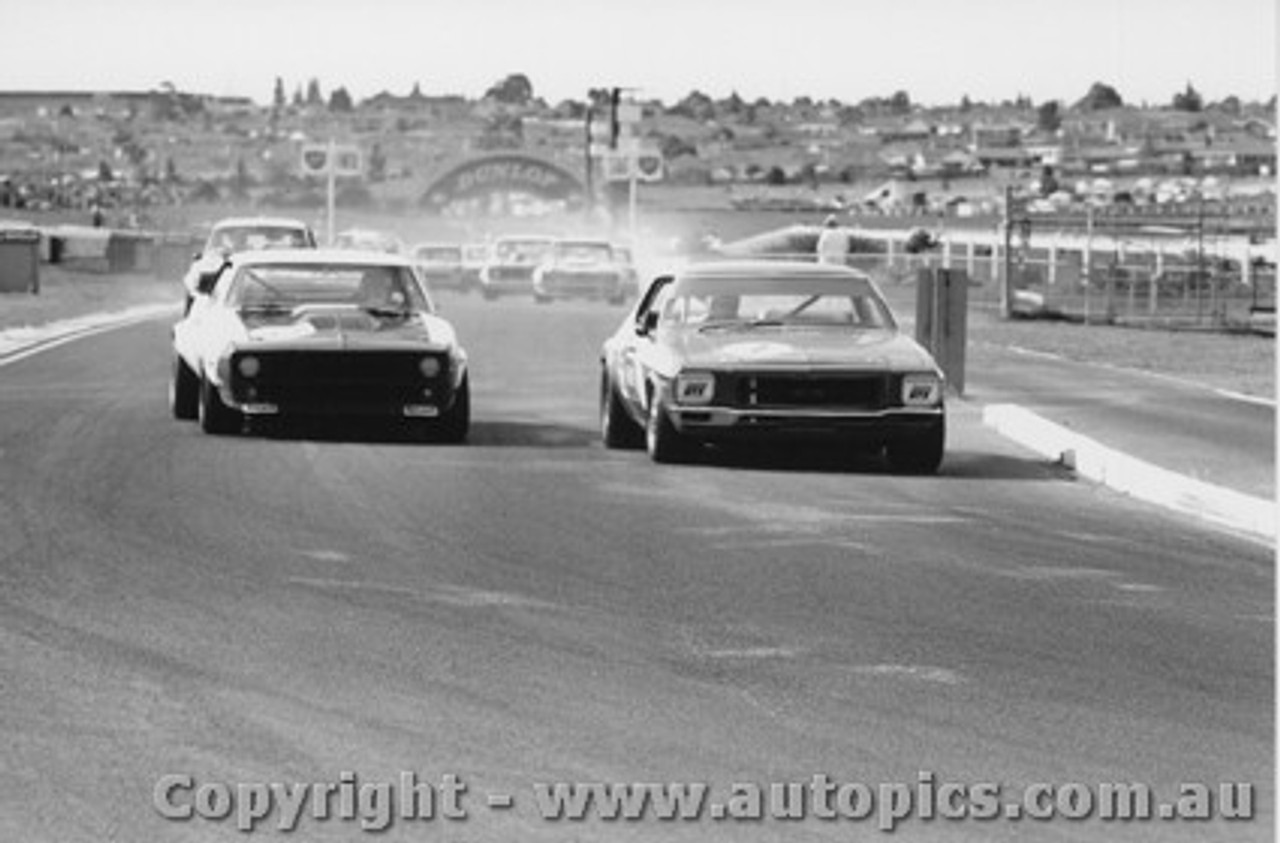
[0,293,1272,842]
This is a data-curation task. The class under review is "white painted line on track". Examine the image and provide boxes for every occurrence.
[984,403,1275,544]
[0,303,176,369]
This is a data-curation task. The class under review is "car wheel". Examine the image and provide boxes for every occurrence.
[436,375,470,444]
[534,293,552,305]
[198,375,241,435]
[170,355,199,420]
[600,370,643,449]
[481,287,498,301]
[645,395,689,464]
[884,417,945,475]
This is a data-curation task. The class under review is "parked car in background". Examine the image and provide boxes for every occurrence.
[170,249,469,441]
[532,238,628,304]
[181,216,317,312]
[333,228,406,255]
[413,242,467,292]
[478,235,554,300]
[599,260,946,471]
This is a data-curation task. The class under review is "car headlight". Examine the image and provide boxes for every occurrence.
[901,373,942,406]
[674,371,715,405]
[236,355,260,378]
[419,356,442,378]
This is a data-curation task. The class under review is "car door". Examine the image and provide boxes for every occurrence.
[614,275,673,413]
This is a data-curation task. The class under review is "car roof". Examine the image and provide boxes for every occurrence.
[494,234,554,243]
[228,248,415,268]
[677,259,875,281]
[210,216,312,230]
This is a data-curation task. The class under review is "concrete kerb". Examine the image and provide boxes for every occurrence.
[983,403,1275,543]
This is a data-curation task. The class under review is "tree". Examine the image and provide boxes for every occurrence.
[1172,82,1203,112]
[328,87,354,112]
[888,90,911,114]
[764,165,787,185]
[1077,81,1123,111]
[273,77,286,111]
[484,73,534,105]
[670,90,716,122]
[305,78,323,107]
[292,85,304,107]
[1215,95,1242,117]
[1036,100,1062,133]
[959,94,973,113]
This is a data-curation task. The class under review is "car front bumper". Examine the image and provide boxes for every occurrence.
[668,404,943,441]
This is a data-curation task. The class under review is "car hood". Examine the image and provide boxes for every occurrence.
[668,327,937,371]
[236,309,456,352]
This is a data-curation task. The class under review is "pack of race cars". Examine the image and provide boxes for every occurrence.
[169,216,946,473]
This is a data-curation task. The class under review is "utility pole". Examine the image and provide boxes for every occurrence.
[583,106,594,220]
[1001,185,1014,319]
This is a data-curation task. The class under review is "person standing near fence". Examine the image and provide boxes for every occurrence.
[816,214,850,265]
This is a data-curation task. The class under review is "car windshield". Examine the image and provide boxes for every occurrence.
[554,242,611,263]
[208,226,310,253]
[661,276,896,330]
[229,264,427,312]
[494,240,551,263]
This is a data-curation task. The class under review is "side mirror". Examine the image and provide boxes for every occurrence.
[195,261,229,295]
[634,310,659,337]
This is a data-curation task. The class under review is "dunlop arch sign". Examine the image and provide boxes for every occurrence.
[421,154,585,209]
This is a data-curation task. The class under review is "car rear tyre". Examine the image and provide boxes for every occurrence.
[600,371,643,449]
[170,355,199,420]
[436,375,470,444]
[481,287,498,301]
[645,396,690,464]
[198,375,241,435]
[534,293,552,305]
[884,417,945,475]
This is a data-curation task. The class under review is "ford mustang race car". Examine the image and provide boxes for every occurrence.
[599,260,945,472]
[532,238,628,304]
[170,249,469,440]
[180,216,316,313]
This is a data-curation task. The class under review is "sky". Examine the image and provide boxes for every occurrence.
[9,0,1276,107]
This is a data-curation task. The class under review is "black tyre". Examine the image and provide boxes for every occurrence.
[198,375,241,435]
[170,355,199,420]
[884,417,945,475]
[600,370,643,449]
[436,375,470,444]
[534,293,552,305]
[645,396,690,464]
[481,287,498,301]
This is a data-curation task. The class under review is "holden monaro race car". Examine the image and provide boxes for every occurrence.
[412,242,468,292]
[477,235,554,299]
[599,260,946,472]
[180,216,316,313]
[532,238,628,304]
[170,249,469,440]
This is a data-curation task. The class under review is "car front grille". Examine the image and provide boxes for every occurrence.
[729,373,889,410]
[230,350,446,413]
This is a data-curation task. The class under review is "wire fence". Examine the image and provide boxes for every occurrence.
[736,249,1275,333]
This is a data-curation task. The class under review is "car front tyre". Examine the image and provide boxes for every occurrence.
[436,375,470,444]
[170,355,199,420]
[645,396,690,464]
[884,416,945,475]
[600,370,643,449]
[198,375,241,435]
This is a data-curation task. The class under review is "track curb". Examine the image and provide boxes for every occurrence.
[983,403,1275,543]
